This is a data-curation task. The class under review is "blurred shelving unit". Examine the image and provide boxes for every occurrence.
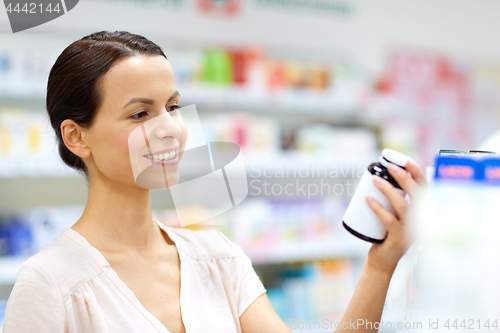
[244,237,369,265]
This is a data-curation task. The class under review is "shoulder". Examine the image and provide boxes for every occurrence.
[16,228,101,300]
[161,224,246,260]
[4,260,67,331]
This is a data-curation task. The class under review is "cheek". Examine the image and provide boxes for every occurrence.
[89,127,132,176]
[116,131,130,150]
[114,128,139,173]
[181,126,188,149]
[127,124,147,155]
[176,121,188,163]
[178,120,189,150]
[127,124,152,178]
[95,124,131,155]
[118,130,134,155]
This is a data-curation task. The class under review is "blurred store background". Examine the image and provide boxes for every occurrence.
[1,0,500,331]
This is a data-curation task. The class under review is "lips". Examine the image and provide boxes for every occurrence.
[148,147,178,155]
[142,146,179,165]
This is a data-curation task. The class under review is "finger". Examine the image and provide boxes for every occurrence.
[365,195,402,234]
[373,175,408,220]
[387,163,419,195]
[406,158,428,185]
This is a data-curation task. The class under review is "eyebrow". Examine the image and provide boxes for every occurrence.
[122,91,180,109]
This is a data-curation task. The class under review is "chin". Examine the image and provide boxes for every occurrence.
[135,165,180,189]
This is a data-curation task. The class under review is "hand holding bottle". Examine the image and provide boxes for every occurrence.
[365,158,427,274]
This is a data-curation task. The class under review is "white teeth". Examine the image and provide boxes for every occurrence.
[145,151,176,161]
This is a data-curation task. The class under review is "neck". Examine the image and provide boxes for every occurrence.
[72,172,164,257]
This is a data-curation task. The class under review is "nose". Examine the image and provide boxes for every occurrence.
[152,111,182,140]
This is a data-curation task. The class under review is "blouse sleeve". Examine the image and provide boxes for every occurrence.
[3,262,66,333]
[214,231,267,317]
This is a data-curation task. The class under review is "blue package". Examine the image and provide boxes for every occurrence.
[483,157,500,185]
[7,219,34,257]
[0,301,6,328]
[434,155,482,182]
[0,220,10,256]
[434,153,500,185]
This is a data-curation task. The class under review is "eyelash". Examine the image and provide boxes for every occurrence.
[131,105,180,120]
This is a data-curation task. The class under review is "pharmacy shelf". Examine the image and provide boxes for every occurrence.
[0,176,175,211]
[0,256,29,286]
[0,97,47,110]
[0,153,374,179]
[0,154,372,210]
[244,153,375,170]
[0,96,384,127]
[196,105,381,127]
[246,236,370,265]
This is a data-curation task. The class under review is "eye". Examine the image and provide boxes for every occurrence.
[131,111,148,120]
[167,104,180,114]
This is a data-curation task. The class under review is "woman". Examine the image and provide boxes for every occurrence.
[3,31,426,333]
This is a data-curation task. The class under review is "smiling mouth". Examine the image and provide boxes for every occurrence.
[143,149,177,161]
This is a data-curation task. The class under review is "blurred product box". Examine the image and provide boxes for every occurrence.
[0,218,33,257]
[0,300,5,332]
[0,206,83,258]
[266,260,355,324]
[230,197,348,252]
[295,123,377,161]
[0,109,75,177]
[434,152,500,184]
[200,113,281,156]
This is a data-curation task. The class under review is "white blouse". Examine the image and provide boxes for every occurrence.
[3,220,267,333]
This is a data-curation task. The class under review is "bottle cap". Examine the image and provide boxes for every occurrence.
[468,150,498,155]
[439,149,468,155]
[379,149,409,169]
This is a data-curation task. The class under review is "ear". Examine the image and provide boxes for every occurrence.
[60,119,91,159]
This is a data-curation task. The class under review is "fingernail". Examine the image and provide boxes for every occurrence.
[366,195,374,203]
[374,176,384,186]
[388,164,401,174]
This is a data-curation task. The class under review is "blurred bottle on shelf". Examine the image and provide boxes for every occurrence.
[201,112,281,158]
[295,123,377,162]
[265,259,356,325]
[0,218,33,257]
[0,108,77,177]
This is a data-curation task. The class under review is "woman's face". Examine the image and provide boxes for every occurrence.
[82,55,187,189]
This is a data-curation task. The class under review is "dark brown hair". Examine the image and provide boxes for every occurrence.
[46,30,167,177]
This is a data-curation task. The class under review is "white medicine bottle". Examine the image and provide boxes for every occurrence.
[342,149,409,243]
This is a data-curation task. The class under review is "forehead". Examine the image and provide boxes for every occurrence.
[99,55,176,104]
